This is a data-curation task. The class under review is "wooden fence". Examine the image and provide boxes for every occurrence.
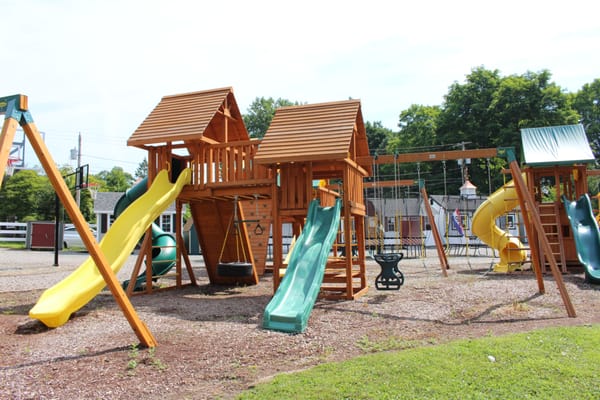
[0,222,27,243]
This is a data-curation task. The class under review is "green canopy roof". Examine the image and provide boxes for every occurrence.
[521,124,595,166]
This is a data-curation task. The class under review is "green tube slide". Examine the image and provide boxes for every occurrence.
[115,177,177,291]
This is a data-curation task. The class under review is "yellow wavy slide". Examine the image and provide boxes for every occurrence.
[29,169,191,327]
[471,177,527,272]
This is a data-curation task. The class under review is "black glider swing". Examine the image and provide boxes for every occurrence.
[372,152,405,290]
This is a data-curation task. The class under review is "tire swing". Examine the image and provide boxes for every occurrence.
[217,195,254,277]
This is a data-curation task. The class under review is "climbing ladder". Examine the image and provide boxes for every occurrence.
[538,202,567,273]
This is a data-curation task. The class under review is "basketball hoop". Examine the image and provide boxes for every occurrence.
[86,182,99,200]
[5,156,19,177]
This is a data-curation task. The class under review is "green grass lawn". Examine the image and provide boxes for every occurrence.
[238,325,600,399]
[0,242,25,249]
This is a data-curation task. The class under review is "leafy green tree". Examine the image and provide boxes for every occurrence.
[364,121,393,195]
[0,169,53,221]
[573,79,600,162]
[437,67,502,149]
[135,158,148,180]
[96,167,133,192]
[386,105,443,191]
[436,67,578,194]
[391,104,441,151]
[365,121,391,157]
[243,97,300,138]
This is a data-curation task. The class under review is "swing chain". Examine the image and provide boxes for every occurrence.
[253,194,264,235]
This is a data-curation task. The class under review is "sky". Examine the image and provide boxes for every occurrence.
[2,0,599,175]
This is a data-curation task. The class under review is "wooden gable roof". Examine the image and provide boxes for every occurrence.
[127,87,248,148]
[254,99,370,166]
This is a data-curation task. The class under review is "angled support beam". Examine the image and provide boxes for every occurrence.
[1,94,157,347]
[420,187,449,276]
[508,159,576,318]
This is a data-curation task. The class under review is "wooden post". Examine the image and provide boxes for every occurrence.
[420,187,449,276]
[343,170,354,299]
[272,170,282,290]
[175,200,183,288]
[125,233,152,295]
[0,117,19,187]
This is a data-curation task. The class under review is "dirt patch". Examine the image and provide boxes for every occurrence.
[1,250,599,399]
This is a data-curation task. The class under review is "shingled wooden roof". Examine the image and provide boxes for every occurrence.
[254,99,369,165]
[127,87,248,148]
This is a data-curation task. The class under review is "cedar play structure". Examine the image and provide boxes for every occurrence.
[359,124,599,318]
[470,125,597,280]
[1,89,372,343]
[126,87,371,301]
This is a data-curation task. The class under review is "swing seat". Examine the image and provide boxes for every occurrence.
[374,253,404,290]
[217,261,254,277]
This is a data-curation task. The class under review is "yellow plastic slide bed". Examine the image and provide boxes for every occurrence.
[29,169,191,327]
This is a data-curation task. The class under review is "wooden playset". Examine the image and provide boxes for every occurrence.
[126,88,372,300]
[3,91,590,347]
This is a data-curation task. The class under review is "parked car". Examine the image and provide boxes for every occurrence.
[63,225,97,249]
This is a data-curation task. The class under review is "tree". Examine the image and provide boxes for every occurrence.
[0,169,53,221]
[364,121,394,192]
[573,79,600,162]
[243,97,300,138]
[391,104,441,151]
[365,121,391,156]
[385,105,444,191]
[435,67,578,194]
[135,158,148,180]
[96,167,133,192]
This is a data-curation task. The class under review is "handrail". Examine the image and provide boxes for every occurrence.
[191,140,269,189]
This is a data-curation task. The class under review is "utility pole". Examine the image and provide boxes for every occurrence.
[73,132,82,207]
[77,132,82,206]
[456,141,472,184]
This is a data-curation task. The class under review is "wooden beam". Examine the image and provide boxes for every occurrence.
[363,180,416,188]
[358,148,498,165]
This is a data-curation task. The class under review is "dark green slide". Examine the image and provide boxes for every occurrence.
[263,198,342,333]
[122,223,177,291]
[562,194,600,284]
[115,177,178,291]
